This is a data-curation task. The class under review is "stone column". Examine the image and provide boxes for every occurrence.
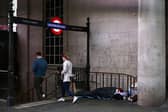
[0,0,8,25]
[138,0,166,106]
[17,0,43,93]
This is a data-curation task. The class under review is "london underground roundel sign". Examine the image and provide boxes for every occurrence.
[50,17,63,35]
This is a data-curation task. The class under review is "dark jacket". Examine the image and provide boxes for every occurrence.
[92,87,117,99]
[75,87,117,100]
[32,58,48,77]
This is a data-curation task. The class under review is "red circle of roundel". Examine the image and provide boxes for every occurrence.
[50,17,63,35]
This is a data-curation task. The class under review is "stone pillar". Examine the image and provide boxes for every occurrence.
[0,0,8,25]
[138,0,166,106]
[17,0,43,93]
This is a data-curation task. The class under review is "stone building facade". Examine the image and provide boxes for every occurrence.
[0,0,166,106]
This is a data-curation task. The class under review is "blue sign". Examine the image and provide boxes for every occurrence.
[47,22,66,30]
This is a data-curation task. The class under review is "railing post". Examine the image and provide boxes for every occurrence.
[110,74,113,87]
[127,75,129,91]
[102,73,104,87]
[45,78,48,97]
[86,17,90,91]
[122,75,124,89]
[55,73,57,98]
[118,74,120,88]
[7,0,16,106]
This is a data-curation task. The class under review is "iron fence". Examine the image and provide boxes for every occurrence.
[89,72,137,91]
[17,67,137,104]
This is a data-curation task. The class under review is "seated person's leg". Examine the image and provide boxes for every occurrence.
[113,94,123,100]
[91,87,117,100]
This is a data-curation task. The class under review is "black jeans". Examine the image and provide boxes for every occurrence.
[34,77,43,100]
[61,82,73,97]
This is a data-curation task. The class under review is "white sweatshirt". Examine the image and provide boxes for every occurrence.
[61,60,72,82]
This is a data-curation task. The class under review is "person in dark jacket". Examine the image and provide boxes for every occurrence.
[72,87,127,103]
[32,52,48,100]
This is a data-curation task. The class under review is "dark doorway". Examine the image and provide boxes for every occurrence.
[0,30,9,99]
[0,30,9,70]
[0,30,17,99]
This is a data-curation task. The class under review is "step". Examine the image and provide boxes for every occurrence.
[13,98,57,109]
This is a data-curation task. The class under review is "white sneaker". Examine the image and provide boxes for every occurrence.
[123,96,126,100]
[128,97,133,102]
[57,97,65,102]
[42,93,46,98]
[72,96,79,103]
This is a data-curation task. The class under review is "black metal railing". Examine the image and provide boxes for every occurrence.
[43,70,60,99]
[89,72,137,91]
[72,67,87,90]
[17,70,59,104]
[17,68,136,104]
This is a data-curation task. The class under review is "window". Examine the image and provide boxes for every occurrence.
[45,0,63,65]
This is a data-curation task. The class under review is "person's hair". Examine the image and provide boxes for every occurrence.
[117,88,123,92]
[36,51,42,56]
[62,54,69,60]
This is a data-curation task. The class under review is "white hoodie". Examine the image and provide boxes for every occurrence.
[61,60,72,82]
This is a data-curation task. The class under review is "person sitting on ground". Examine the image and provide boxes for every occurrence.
[72,87,128,103]
[113,88,127,100]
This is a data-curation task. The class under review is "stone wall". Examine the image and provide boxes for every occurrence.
[138,0,166,106]
[17,0,43,92]
[64,0,138,76]
[0,0,8,25]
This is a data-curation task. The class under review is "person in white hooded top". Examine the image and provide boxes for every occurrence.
[57,55,74,102]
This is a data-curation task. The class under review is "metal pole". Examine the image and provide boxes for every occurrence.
[166,0,168,97]
[86,17,90,90]
[7,0,15,106]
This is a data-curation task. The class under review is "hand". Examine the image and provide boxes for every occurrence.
[55,70,60,74]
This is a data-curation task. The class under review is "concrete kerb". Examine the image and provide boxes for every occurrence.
[13,98,57,109]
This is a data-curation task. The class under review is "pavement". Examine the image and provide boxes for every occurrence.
[1,98,168,112]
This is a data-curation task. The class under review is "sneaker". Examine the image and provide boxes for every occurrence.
[42,93,46,98]
[128,97,133,102]
[123,96,127,100]
[57,97,65,102]
[72,96,79,103]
